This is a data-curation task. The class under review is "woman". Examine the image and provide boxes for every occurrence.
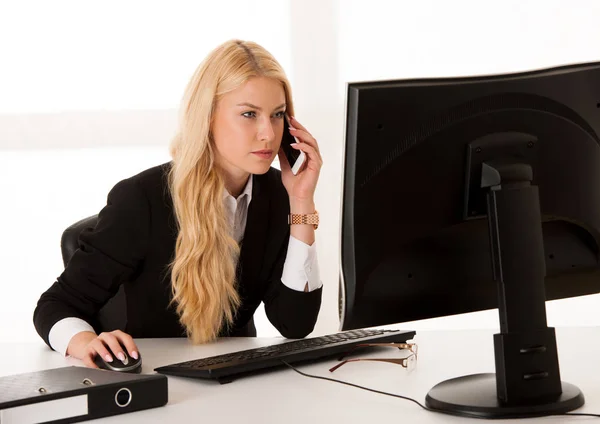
[33,39,323,369]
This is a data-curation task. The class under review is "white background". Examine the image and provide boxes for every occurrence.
[2,0,600,345]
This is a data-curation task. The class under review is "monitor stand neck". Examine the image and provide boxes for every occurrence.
[425,160,584,418]
[485,161,561,402]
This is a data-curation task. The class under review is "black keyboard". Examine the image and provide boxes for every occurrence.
[154,328,416,383]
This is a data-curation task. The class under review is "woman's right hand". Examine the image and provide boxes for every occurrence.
[66,330,140,369]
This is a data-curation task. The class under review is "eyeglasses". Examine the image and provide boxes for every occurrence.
[329,342,418,373]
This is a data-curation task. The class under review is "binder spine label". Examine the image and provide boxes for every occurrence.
[1,394,88,424]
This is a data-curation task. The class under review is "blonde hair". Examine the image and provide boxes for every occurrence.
[167,40,295,343]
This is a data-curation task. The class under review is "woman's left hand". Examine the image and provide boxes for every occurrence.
[278,116,323,202]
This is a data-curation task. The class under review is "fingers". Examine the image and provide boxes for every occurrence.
[113,330,140,360]
[291,142,323,170]
[286,115,320,154]
[99,332,127,362]
[78,330,140,369]
[82,349,100,369]
[82,355,99,369]
[287,115,308,133]
[90,337,115,363]
[289,127,321,157]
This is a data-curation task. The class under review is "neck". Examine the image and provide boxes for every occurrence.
[222,170,250,198]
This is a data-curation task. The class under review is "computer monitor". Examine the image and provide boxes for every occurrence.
[339,61,600,418]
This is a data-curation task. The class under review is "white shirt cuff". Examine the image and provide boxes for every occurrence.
[48,317,96,357]
[281,236,322,292]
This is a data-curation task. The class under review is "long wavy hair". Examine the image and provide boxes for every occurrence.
[167,40,295,344]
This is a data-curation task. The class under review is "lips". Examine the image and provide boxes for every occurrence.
[251,150,274,159]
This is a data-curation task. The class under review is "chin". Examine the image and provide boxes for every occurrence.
[246,162,274,175]
[251,166,272,175]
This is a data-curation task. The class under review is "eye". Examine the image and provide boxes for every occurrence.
[274,111,285,118]
[242,111,256,118]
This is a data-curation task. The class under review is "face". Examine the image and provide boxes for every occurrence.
[211,76,286,180]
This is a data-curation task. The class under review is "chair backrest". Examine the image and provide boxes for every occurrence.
[61,215,127,333]
[60,215,99,266]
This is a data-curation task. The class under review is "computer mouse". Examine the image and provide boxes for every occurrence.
[93,344,142,373]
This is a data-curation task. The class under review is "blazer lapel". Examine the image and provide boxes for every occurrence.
[239,174,270,286]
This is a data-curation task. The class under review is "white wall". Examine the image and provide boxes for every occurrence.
[3,0,600,345]
[0,0,292,115]
[0,0,291,150]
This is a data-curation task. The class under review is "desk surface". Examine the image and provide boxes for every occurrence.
[2,327,599,423]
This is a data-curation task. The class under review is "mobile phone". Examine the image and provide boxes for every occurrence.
[281,115,306,175]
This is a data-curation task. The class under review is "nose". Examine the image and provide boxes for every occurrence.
[257,117,276,143]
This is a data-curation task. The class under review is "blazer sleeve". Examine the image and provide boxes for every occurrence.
[262,234,322,339]
[33,177,151,348]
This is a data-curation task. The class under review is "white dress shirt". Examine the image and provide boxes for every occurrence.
[49,176,322,356]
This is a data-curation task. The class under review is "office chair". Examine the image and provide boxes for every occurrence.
[61,215,127,333]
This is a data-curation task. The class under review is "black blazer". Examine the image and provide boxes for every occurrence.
[33,163,322,349]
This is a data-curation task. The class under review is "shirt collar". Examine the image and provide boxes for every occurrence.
[222,175,253,203]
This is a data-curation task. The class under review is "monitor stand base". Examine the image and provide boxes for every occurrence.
[426,373,584,419]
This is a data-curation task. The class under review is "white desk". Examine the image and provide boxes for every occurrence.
[2,327,599,423]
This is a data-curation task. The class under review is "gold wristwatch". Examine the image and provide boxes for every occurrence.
[288,210,319,230]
